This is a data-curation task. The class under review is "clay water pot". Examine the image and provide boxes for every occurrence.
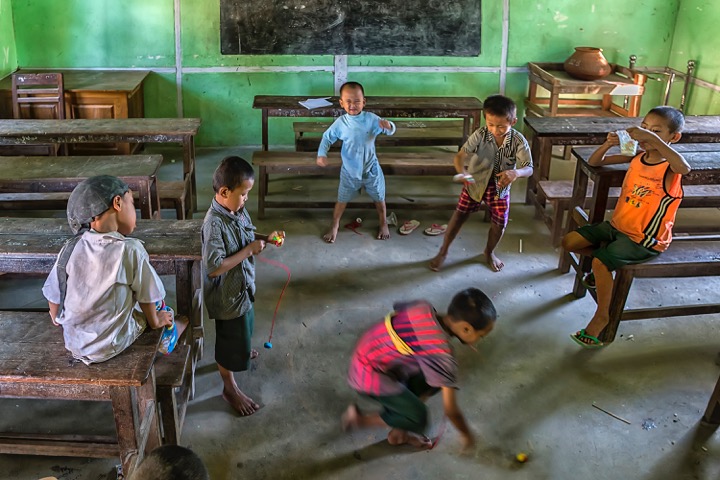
[563,47,612,81]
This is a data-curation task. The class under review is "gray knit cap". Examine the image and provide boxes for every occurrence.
[67,175,129,234]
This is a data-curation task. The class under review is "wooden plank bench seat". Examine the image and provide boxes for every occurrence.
[538,180,720,246]
[0,179,191,219]
[252,150,458,218]
[293,119,465,151]
[569,207,720,343]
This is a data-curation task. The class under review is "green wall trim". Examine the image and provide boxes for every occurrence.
[0,0,17,78]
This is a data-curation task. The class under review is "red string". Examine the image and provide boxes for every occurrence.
[257,256,291,342]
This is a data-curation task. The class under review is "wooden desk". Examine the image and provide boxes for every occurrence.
[0,218,204,365]
[0,70,149,155]
[0,312,162,476]
[559,149,720,288]
[523,115,720,212]
[0,118,201,212]
[0,154,163,219]
[252,95,483,151]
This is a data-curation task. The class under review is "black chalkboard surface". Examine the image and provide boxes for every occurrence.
[220,0,481,56]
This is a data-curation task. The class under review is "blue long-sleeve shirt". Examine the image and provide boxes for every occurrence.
[317,111,396,180]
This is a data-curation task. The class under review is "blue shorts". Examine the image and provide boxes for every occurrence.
[337,163,386,203]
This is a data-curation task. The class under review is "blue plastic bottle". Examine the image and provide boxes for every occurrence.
[155,300,178,355]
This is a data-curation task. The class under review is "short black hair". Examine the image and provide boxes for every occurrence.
[340,81,365,96]
[647,106,685,133]
[483,94,517,121]
[131,445,209,480]
[212,156,254,193]
[447,288,497,330]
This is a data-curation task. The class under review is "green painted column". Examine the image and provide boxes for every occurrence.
[0,0,17,78]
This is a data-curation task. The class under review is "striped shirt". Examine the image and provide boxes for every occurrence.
[463,127,533,201]
[611,153,684,252]
[348,301,458,396]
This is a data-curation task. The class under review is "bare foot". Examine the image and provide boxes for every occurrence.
[387,428,432,449]
[341,404,361,431]
[484,250,504,272]
[323,226,339,243]
[377,224,390,240]
[429,253,446,272]
[250,349,259,360]
[222,388,260,416]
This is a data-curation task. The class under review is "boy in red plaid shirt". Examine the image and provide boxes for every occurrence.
[342,288,496,450]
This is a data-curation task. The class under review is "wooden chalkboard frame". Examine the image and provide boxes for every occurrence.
[220,0,481,56]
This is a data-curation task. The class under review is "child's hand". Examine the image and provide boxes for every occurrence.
[268,230,285,246]
[156,309,174,328]
[316,156,328,167]
[379,119,392,131]
[496,169,518,188]
[604,132,620,146]
[249,239,266,256]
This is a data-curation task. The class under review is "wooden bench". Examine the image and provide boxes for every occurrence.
[0,180,191,219]
[569,207,720,343]
[252,150,458,218]
[0,311,165,477]
[155,344,192,444]
[538,180,720,246]
[293,119,465,151]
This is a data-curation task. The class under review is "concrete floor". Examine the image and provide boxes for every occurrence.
[0,146,719,480]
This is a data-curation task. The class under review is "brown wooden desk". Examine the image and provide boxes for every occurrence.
[0,70,149,155]
[0,218,204,365]
[559,149,720,290]
[0,312,162,476]
[0,118,201,212]
[252,95,483,151]
[523,115,720,212]
[0,154,163,219]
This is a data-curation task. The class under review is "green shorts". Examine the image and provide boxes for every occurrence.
[363,374,440,435]
[214,306,254,372]
[576,221,659,272]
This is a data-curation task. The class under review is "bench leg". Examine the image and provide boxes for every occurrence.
[258,166,268,219]
[600,269,634,343]
[703,373,720,424]
[550,200,564,247]
[157,386,180,444]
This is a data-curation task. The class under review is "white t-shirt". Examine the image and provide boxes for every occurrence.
[43,230,166,364]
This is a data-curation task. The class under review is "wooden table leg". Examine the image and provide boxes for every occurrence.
[262,109,269,151]
[149,176,161,220]
[258,165,268,219]
[601,268,634,343]
[559,160,589,274]
[703,373,720,424]
[137,179,152,219]
[183,135,198,213]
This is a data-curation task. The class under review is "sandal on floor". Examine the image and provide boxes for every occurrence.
[424,224,447,236]
[398,220,420,235]
[581,272,596,290]
[570,329,605,349]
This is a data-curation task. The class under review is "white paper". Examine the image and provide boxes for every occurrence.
[298,97,333,109]
[609,84,643,96]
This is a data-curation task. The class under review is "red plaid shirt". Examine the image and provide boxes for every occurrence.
[348,301,458,396]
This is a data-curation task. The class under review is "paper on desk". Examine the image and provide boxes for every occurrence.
[299,97,333,109]
[609,84,643,96]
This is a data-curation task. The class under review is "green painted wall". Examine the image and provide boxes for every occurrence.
[7,0,702,146]
[0,0,17,78]
[668,0,720,114]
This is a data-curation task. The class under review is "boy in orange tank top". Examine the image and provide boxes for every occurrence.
[561,106,691,348]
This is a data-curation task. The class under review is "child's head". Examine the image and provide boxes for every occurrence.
[339,81,366,116]
[482,94,518,142]
[445,288,497,345]
[642,106,685,146]
[130,445,209,480]
[212,156,255,213]
[67,175,134,235]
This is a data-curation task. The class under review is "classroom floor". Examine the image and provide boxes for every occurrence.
[0,146,719,480]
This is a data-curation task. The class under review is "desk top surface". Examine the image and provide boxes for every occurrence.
[253,95,483,117]
[0,155,163,183]
[0,69,150,92]
[0,311,161,385]
[524,115,720,137]
[0,118,201,137]
[0,218,202,261]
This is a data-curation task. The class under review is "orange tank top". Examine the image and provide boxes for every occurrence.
[611,153,683,252]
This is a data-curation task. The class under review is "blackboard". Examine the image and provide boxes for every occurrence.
[220,0,481,56]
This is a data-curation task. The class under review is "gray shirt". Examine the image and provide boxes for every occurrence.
[202,199,256,320]
[463,126,533,201]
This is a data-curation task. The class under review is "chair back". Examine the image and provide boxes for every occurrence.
[12,73,65,120]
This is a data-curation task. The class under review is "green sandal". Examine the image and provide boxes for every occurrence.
[581,273,596,290]
[570,329,605,349]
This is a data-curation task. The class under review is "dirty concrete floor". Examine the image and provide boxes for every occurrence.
[0,146,719,480]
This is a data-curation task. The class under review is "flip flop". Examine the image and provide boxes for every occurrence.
[398,220,420,235]
[424,224,447,236]
[581,272,596,290]
[386,211,398,227]
[570,329,605,349]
